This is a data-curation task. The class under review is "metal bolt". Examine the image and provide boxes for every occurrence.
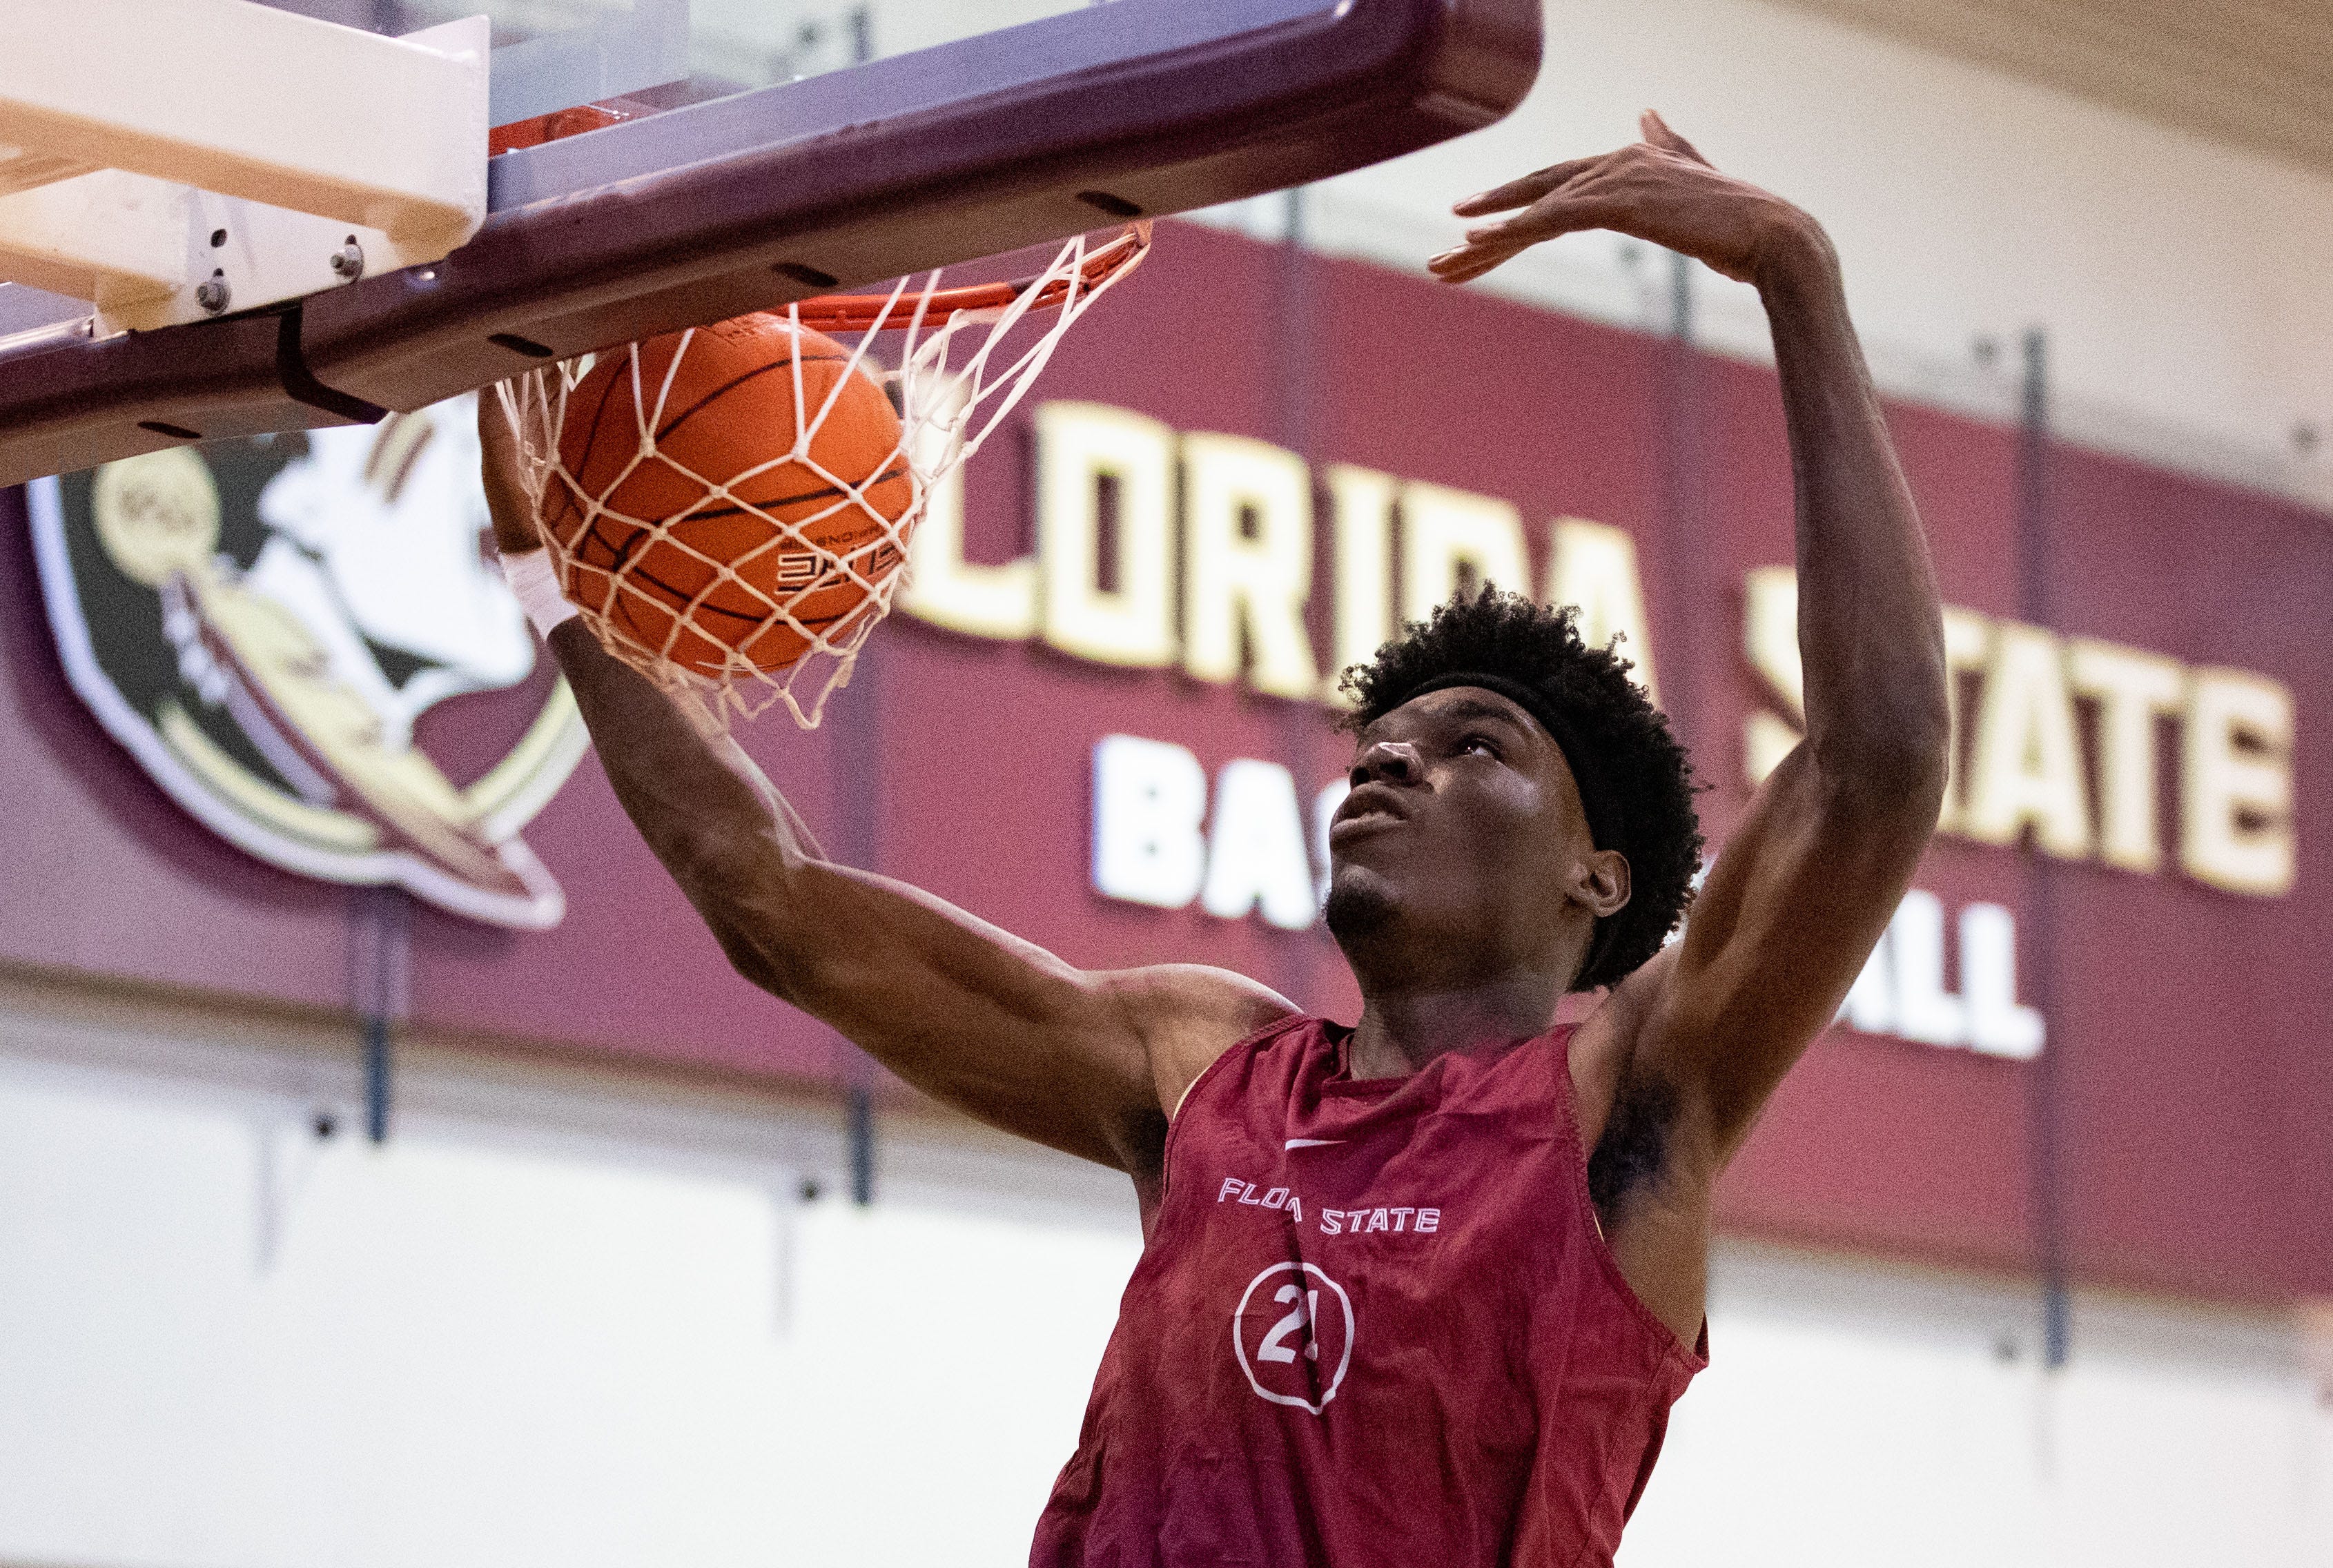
[329,238,364,280]
[194,272,231,314]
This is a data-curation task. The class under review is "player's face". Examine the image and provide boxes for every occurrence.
[1325,687,1610,979]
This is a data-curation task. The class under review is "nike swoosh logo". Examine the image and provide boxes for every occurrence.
[1285,1138,1344,1150]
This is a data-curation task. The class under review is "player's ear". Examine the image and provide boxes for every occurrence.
[1574,847,1631,921]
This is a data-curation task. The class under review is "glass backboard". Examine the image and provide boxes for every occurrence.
[259,1,1094,126]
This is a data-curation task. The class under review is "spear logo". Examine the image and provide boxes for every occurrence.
[32,396,585,928]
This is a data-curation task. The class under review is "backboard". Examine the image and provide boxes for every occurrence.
[0,0,1541,488]
[274,1,1105,127]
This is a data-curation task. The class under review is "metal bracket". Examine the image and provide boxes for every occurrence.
[0,8,488,331]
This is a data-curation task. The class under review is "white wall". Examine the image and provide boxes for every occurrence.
[0,995,1140,1568]
[3,992,2329,1568]
[1626,1251,2333,1568]
[1216,0,2333,507]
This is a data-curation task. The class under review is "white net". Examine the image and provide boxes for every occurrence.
[492,224,1148,729]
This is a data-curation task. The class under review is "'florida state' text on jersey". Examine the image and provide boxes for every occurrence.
[1031,1015,1705,1567]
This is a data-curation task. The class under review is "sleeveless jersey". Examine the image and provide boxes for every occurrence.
[1030,1015,1705,1567]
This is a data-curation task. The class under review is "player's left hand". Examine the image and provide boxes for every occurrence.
[1427,110,1826,288]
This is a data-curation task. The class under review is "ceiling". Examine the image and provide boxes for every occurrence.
[1771,0,2333,178]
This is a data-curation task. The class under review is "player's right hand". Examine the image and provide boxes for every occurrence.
[477,393,544,558]
[1428,110,1826,291]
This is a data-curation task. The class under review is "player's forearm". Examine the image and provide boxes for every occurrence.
[545,621,826,918]
[1757,224,1949,797]
[548,628,1171,1170]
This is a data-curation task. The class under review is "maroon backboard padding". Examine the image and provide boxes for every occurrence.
[3,222,2328,1307]
[0,0,1539,489]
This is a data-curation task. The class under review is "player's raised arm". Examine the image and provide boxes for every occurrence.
[476,404,1293,1177]
[1433,113,1950,1155]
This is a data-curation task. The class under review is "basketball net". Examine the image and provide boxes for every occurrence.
[492,224,1149,729]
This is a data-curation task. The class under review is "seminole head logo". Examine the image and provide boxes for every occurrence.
[30,395,586,928]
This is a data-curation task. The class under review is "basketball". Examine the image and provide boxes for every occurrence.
[543,315,915,676]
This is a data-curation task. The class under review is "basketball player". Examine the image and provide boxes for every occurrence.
[481,113,1948,1566]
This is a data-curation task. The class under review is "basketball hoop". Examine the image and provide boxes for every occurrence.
[788,225,1151,334]
[491,223,1150,730]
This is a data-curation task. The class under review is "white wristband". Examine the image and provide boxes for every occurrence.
[500,549,580,638]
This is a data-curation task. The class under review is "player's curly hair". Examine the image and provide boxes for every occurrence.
[1336,586,1703,992]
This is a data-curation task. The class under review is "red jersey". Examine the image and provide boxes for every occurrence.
[1031,1015,1704,1567]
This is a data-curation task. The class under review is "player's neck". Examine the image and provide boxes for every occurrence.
[1346,973,1565,1081]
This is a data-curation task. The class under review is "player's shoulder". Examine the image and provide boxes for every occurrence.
[1093,962,1298,1031]
[1093,963,1302,1120]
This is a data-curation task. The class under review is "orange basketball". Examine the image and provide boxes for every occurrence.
[541,315,915,676]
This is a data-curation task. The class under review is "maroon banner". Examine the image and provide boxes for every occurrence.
[2,221,2325,1304]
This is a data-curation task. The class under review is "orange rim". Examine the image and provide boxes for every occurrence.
[790,222,1152,332]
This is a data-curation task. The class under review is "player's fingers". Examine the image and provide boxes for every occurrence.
[1459,182,1626,246]
[1431,226,1543,263]
[1639,109,1712,167]
[1451,155,1607,215]
[476,389,544,556]
[1429,244,1536,284]
[1425,231,1543,282]
[1427,254,1509,285]
[1429,195,1626,279]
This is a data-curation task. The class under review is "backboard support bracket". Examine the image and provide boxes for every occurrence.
[0,6,487,333]
[277,311,389,427]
